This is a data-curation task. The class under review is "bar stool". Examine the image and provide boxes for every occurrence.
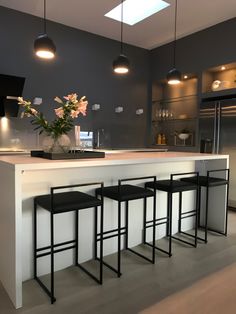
[181,169,229,243]
[145,172,199,254]
[34,182,104,304]
[95,176,156,277]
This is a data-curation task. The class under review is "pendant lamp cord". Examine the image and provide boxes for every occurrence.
[44,0,47,34]
[173,0,178,68]
[120,0,124,54]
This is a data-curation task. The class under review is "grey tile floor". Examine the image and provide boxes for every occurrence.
[1,212,236,314]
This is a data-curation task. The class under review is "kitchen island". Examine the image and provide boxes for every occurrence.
[0,151,229,308]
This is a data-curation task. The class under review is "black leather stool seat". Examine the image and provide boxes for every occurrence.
[96,184,154,201]
[35,191,102,213]
[181,176,228,187]
[145,180,198,193]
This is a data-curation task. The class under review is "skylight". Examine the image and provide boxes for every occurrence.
[105,0,170,26]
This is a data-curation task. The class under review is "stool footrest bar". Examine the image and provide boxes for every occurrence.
[180,231,206,242]
[36,245,76,258]
[171,235,196,247]
[95,257,121,276]
[37,240,76,252]
[127,247,154,263]
[76,263,102,284]
[144,241,171,256]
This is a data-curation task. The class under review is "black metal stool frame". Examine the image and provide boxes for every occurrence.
[147,172,200,252]
[199,168,230,243]
[95,176,156,278]
[171,172,200,248]
[34,182,104,304]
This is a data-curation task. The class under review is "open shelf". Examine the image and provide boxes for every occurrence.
[202,62,236,99]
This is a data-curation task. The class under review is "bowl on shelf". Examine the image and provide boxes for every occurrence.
[178,133,190,140]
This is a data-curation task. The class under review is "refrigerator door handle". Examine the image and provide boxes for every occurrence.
[212,102,217,154]
[216,101,221,154]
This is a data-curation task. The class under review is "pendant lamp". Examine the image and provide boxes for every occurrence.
[34,0,56,59]
[167,0,181,84]
[113,0,130,74]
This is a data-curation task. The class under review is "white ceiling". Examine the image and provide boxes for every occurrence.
[0,0,236,49]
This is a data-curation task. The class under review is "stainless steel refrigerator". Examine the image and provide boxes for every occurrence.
[199,97,236,207]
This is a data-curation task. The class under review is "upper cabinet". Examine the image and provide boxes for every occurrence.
[202,62,236,100]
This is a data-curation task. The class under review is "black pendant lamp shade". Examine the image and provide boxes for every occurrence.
[167,68,181,85]
[167,0,181,84]
[113,54,130,74]
[34,0,56,59]
[113,0,130,74]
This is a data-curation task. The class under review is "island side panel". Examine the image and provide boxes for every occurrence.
[0,162,22,309]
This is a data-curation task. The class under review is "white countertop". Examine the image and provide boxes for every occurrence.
[0,151,229,171]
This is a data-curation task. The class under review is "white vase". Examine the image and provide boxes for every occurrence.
[42,134,71,153]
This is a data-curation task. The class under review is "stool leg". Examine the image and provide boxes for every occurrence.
[225,183,229,236]
[167,193,172,256]
[152,196,156,264]
[94,206,98,259]
[168,193,172,256]
[224,183,229,236]
[33,201,37,279]
[99,204,104,284]
[143,198,147,244]
[205,186,209,243]
[194,188,199,247]
[178,192,182,233]
[125,201,129,249]
[198,187,202,228]
[75,210,78,264]
[50,212,55,304]
[118,201,121,277]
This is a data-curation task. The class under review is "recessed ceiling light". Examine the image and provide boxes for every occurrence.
[105,0,170,26]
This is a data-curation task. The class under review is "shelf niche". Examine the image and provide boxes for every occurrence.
[202,62,236,95]
[151,75,198,147]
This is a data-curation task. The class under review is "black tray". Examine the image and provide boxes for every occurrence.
[31,150,105,160]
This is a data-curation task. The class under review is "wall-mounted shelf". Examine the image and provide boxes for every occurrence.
[152,117,197,123]
[202,88,236,101]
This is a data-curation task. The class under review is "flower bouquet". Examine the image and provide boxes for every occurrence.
[18,93,88,152]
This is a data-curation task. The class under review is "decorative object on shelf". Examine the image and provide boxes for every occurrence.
[178,133,190,140]
[18,93,88,153]
[167,0,181,85]
[156,133,167,145]
[92,103,101,111]
[156,108,174,120]
[112,0,130,74]
[115,106,124,113]
[211,80,230,91]
[34,0,56,59]
[174,129,193,146]
[136,108,143,115]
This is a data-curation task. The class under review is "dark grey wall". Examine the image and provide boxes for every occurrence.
[151,17,236,83]
[1,5,236,150]
[0,6,150,149]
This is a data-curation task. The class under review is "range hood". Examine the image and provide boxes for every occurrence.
[0,74,25,117]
